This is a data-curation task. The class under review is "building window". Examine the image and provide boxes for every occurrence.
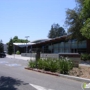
[71,40,78,49]
[78,40,87,48]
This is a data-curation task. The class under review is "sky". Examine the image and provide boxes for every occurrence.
[0,0,76,43]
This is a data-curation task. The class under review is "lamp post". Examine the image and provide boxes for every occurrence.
[25,36,29,54]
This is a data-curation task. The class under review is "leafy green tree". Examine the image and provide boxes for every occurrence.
[81,0,90,20]
[12,36,29,43]
[80,0,90,39]
[7,36,29,45]
[65,0,85,41]
[0,40,4,53]
[48,25,55,38]
[48,24,66,38]
[12,36,19,42]
[81,18,90,39]
[8,39,13,55]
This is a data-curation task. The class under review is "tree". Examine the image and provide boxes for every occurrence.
[7,36,29,45]
[65,0,85,41]
[81,0,90,20]
[12,36,18,43]
[12,36,29,43]
[80,0,90,39]
[48,25,55,38]
[48,24,66,38]
[8,39,13,55]
[0,40,4,53]
[80,18,90,39]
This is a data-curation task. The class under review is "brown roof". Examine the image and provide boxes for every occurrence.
[31,35,69,47]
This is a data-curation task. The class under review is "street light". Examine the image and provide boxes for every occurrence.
[25,36,29,54]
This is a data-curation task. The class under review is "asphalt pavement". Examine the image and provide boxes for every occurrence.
[0,57,83,90]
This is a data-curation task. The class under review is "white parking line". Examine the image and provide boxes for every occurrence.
[0,61,9,64]
[30,83,54,90]
[5,64,21,67]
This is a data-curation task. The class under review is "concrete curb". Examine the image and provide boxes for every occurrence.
[25,67,90,82]
[25,67,59,76]
[59,74,90,83]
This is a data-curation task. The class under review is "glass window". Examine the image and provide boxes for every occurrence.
[53,43,58,48]
[54,48,59,53]
[64,41,70,48]
[48,45,51,50]
[59,42,64,48]
[65,49,70,53]
[71,40,78,49]
[59,48,64,53]
[78,40,87,48]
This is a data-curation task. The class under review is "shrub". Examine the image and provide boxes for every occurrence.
[37,59,44,69]
[81,53,89,61]
[16,50,20,55]
[28,60,36,68]
[37,58,58,72]
[59,58,73,74]
[49,59,58,72]
[43,59,51,71]
[27,57,73,74]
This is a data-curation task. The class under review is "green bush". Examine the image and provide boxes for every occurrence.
[16,50,20,55]
[27,57,73,74]
[81,53,89,61]
[59,58,73,74]
[28,60,36,68]
[38,58,58,72]
[37,59,44,69]
[48,59,58,72]
[42,59,51,71]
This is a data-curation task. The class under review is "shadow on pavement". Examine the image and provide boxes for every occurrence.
[0,76,28,90]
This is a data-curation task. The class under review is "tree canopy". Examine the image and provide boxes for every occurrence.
[80,0,90,39]
[7,36,29,45]
[7,38,13,55]
[65,0,90,40]
[48,24,67,38]
[0,40,4,53]
[12,36,29,43]
[65,0,85,41]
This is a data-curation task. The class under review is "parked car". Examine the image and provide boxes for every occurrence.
[0,52,6,58]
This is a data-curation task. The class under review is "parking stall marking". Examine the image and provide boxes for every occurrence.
[5,64,21,67]
[0,61,9,64]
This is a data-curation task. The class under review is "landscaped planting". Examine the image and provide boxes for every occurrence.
[28,57,73,74]
[81,53,90,61]
[16,50,20,55]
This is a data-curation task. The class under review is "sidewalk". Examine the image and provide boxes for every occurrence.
[6,54,35,61]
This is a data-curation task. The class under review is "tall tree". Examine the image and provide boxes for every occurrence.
[8,39,13,55]
[48,24,66,38]
[0,40,4,53]
[65,0,85,41]
[80,0,90,39]
[81,18,90,39]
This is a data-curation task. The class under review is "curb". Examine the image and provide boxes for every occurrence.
[25,67,59,76]
[25,67,90,82]
[59,74,90,83]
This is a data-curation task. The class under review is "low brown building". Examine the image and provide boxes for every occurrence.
[13,35,90,54]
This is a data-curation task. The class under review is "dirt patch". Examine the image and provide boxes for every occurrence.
[69,66,90,79]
